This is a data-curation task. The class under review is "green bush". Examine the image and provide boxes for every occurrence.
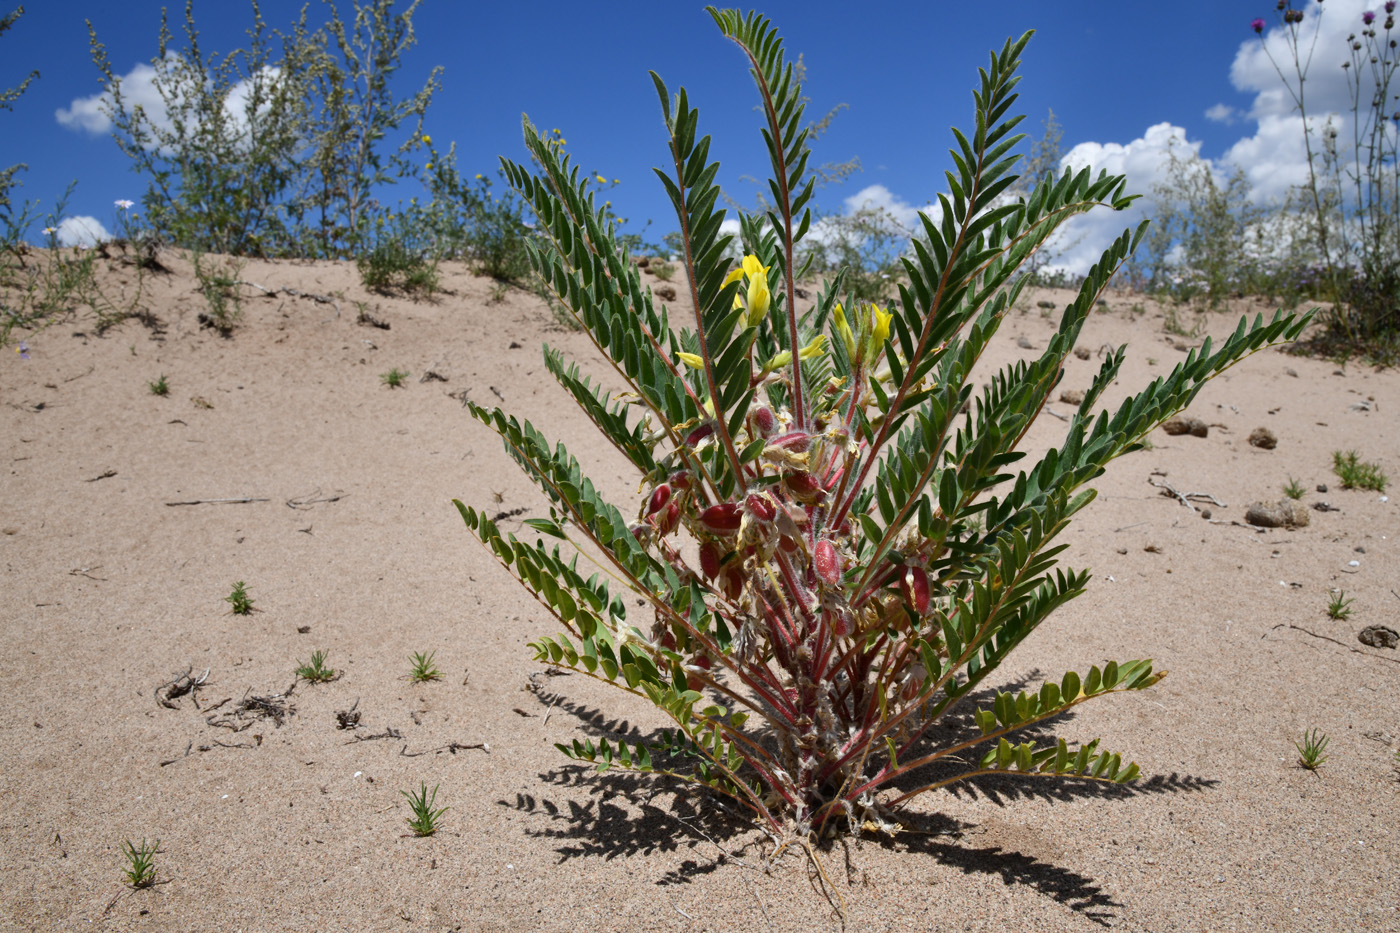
[456,10,1310,846]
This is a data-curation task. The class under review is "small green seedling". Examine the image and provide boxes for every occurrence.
[295,649,337,683]
[402,782,447,836]
[224,581,253,615]
[380,367,409,388]
[408,650,443,683]
[1282,476,1305,500]
[1332,450,1389,492]
[1326,590,1355,621]
[148,374,169,396]
[1295,728,1330,771]
[121,839,159,888]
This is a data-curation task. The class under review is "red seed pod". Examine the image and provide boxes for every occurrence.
[646,483,672,516]
[629,523,648,543]
[686,423,714,447]
[751,406,778,437]
[699,542,722,579]
[773,431,811,452]
[699,502,742,534]
[901,566,931,614]
[656,500,680,536]
[814,539,842,585]
[778,534,799,553]
[720,566,743,601]
[745,493,776,522]
[829,604,854,638]
[784,472,825,504]
[690,652,713,671]
[668,470,693,491]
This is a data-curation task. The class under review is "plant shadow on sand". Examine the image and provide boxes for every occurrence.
[500,673,1220,925]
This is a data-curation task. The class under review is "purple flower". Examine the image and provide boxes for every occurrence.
[16,341,29,360]
[1387,1,1396,13]
[1364,10,1376,24]
[1252,17,1266,32]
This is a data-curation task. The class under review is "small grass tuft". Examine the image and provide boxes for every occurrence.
[121,839,159,889]
[1282,476,1305,500]
[380,367,409,389]
[402,782,448,836]
[224,581,253,615]
[408,650,443,683]
[295,649,337,684]
[1326,590,1355,621]
[1332,450,1389,492]
[1295,728,1330,771]
[148,374,169,396]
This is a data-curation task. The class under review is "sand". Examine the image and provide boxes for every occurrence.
[1,250,1397,932]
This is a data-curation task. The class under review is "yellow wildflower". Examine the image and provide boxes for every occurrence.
[832,303,856,358]
[867,305,892,357]
[677,352,705,369]
[799,334,827,360]
[421,134,432,145]
[741,254,769,280]
[746,268,770,327]
[722,266,745,289]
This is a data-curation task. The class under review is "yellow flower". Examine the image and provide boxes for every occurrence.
[867,305,892,356]
[746,268,770,327]
[799,334,827,360]
[832,303,856,358]
[677,352,705,369]
[421,134,432,145]
[741,254,769,280]
[475,173,484,180]
[722,267,744,289]
[613,178,620,184]
[596,175,606,184]
[425,162,433,171]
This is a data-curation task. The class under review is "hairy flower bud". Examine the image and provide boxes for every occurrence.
[751,405,778,437]
[699,502,742,534]
[814,539,842,585]
[668,470,693,491]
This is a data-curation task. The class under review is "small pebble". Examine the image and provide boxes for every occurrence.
[1316,484,1328,493]
[1348,560,1360,567]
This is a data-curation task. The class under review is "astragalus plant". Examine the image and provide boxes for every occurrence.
[456,11,1309,842]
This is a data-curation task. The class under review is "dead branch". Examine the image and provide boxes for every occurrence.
[1148,476,1227,511]
[165,497,270,506]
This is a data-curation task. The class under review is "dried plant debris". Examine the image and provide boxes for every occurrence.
[154,666,211,709]
[1358,626,1399,650]
[1248,427,1277,449]
[336,699,362,730]
[207,684,297,731]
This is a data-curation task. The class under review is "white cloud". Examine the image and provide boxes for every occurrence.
[1039,0,1400,276]
[1049,123,1199,276]
[841,184,932,231]
[1205,103,1237,124]
[55,216,111,247]
[56,61,168,135]
[56,56,284,147]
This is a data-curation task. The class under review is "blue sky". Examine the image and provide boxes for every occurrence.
[1,1,1386,271]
